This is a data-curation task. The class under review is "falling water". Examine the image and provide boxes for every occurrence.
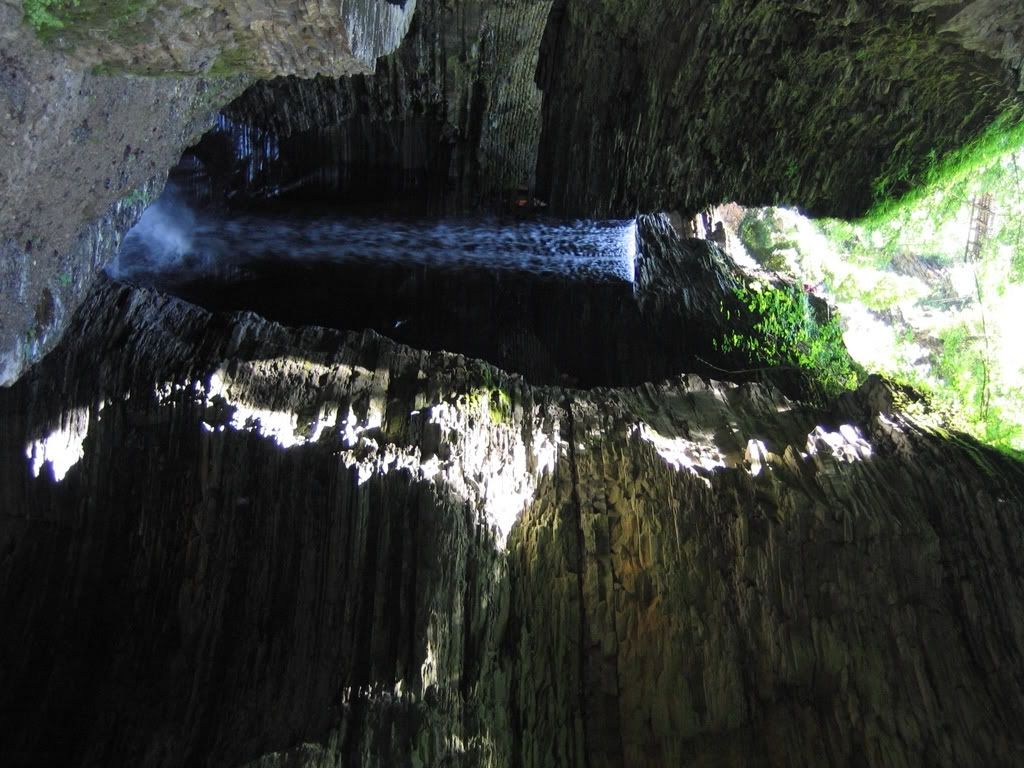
[107,189,638,288]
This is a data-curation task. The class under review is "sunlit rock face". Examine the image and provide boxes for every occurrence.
[3,222,1024,766]
[26,0,417,78]
[0,0,416,386]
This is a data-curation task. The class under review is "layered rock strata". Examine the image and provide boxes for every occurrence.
[2,236,1024,766]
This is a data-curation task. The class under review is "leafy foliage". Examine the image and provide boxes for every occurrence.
[466,364,513,425]
[737,209,796,273]
[866,108,1024,225]
[717,282,861,401]
[24,0,155,46]
[931,324,1024,450]
[737,118,1024,452]
[23,0,75,31]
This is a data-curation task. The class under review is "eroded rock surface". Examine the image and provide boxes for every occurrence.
[1,0,416,385]
[919,0,1024,91]
[534,0,1024,217]
[1,0,246,387]
[217,0,553,211]
[7,0,1024,386]
[2,238,1024,765]
[21,0,416,78]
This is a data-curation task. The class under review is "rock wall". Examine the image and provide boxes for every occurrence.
[22,0,416,78]
[0,281,517,766]
[1,0,248,387]
[170,0,1024,218]
[3,222,1024,766]
[1,0,417,385]
[219,0,553,210]
[918,0,1024,92]
[534,0,1024,217]
[7,0,1024,385]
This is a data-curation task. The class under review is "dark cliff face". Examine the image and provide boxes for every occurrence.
[5,2,1024,766]
[3,221,1024,767]
[218,0,553,213]
[534,0,1022,218]
[213,0,1024,218]
[5,0,1024,380]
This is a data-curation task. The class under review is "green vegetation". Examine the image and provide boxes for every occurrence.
[867,108,1024,225]
[934,323,1023,449]
[23,0,73,32]
[737,209,793,272]
[208,44,256,77]
[731,117,1024,453]
[466,387,512,425]
[464,364,513,425]
[24,0,155,46]
[716,282,861,401]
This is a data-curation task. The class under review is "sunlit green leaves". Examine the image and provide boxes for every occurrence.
[734,127,1024,452]
[717,282,860,401]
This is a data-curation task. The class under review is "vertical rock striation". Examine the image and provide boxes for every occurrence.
[2,221,1024,766]
[219,0,554,210]
[534,0,1024,217]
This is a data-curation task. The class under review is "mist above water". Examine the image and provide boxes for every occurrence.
[108,189,638,288]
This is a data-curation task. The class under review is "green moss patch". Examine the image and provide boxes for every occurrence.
[208,44,257,77]
[25,0,157,48]
[715,281,862,402]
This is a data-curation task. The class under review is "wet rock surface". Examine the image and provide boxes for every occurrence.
[109,211,746,389]
[0,0,247,386]
[3,222,1024,766]
[0,0,414,385]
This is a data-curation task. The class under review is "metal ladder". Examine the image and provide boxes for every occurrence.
[964,192,995,262]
